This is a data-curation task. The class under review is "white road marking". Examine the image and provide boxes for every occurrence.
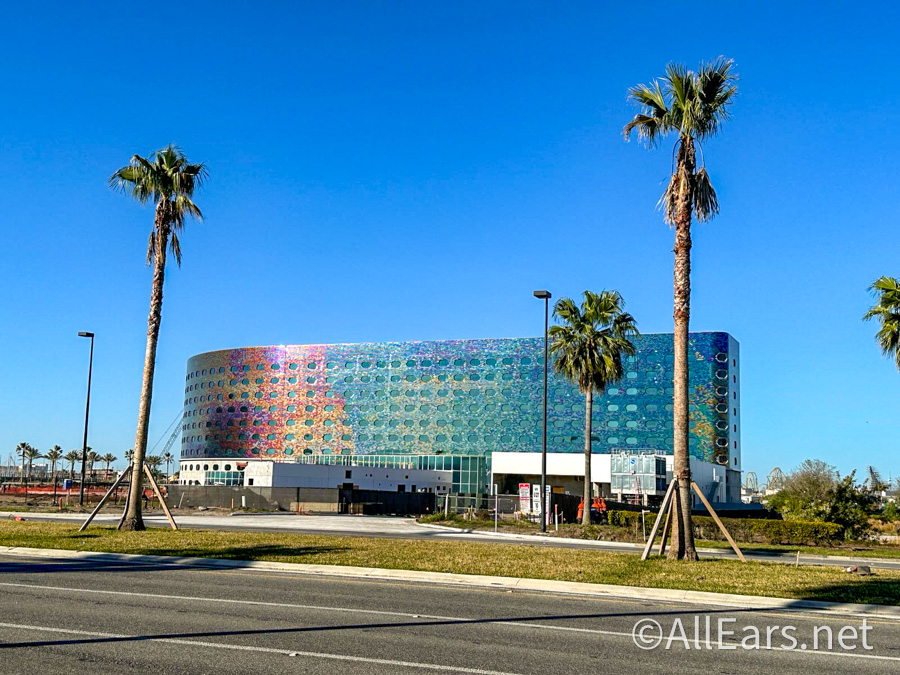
[0,580,616,635]
[1,581,900,662]
[0,621,522,674]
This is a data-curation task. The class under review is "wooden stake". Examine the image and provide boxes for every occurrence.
[78,464,132,532]
[658,492,674,556]
[690,481,745,563]
[143,465,178,530]
[640,478,677,561]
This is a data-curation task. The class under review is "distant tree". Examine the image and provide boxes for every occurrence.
[110,145,207,531]
[86,450,100,480]
[766,459,837,521]
[864,466,887,498]
[15,443,29,485]
[162,451,174,482]
[549,290,638,525]
[64,450,80,480]
[125,448,134,465]
[45,446,63,478]
[624,58,737,560]
[863,276,900,371]
[144,455,163,479]
[102,453,118,478]
[767,461,874,539]
[825,472,874,540]
[24,446,42,481]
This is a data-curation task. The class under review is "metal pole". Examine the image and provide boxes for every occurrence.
[494,483,498,533]
[540,295,549,532]
[78,333,94,506]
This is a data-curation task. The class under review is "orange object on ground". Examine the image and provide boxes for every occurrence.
[576,498,584,521]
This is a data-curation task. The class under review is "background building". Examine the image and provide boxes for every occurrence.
[181,332,740,500]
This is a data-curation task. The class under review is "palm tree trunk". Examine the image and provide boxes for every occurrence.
[582,388,593,526]
[122,211,168,531]
[668,136,698,561]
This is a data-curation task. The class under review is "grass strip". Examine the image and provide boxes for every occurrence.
[1,521,898,605]
[420,515,900,560]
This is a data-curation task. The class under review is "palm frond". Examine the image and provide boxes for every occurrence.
[549,291,638,395]
[692,167,719,222]
[624,82,673,145]
[112,145,207,267]
[696,57,738,138]
[863,276,900,371]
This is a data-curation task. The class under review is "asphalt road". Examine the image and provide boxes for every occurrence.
[10,511,900,571]
[0,551,898,674]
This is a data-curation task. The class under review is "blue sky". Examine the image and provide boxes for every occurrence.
[1,2,898,483]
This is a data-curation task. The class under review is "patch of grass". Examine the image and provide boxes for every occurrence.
[0,521,898,605]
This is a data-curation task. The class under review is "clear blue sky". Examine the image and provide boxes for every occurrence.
[2,1,898,483]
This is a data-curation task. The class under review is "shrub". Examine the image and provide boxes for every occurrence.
[605,509,842,546]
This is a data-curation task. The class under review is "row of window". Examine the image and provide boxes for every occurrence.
[186,356,542,380]
[187,348,736,382]
[182,383,730,407]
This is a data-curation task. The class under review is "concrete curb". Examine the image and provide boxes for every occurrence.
[1,545,898,619]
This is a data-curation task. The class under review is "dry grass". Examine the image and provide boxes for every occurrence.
[1,520,898,605]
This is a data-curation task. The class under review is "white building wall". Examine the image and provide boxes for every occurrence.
[490,452,612,483]
[243,461,452,492]
[491,452,728,503]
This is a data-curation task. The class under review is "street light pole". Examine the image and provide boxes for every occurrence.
[77,331,94,506]
[533,290,551,532]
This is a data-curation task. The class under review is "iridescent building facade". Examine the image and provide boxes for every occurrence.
[181,332,740,495]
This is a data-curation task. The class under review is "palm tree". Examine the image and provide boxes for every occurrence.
[549,291,638,525]
[110,145,207,530]
[162,451,174,482]
[145,455,163,479]
[15,443,28,485]
[624,58,737,560]
[86,449,99,482]
[863,277,900,371]
[24,446,42,482]
[102,453,118,478]
[125,448,134,465]
[45,446,63,479]
[65,450,80,480]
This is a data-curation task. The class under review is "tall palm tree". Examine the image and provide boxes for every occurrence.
[624,58,737,560]
[125,448,134,465]
[65,450,80,480]
[102,453,118,478]
[24,446,42,482]
[110,145,207,530]
[162,451,174,482]
[863,276,900,371]
[549,291,638,525]
[15,443,29,485]
[45,446,63,479]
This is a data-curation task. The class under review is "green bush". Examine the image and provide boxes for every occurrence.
[605,509,842,546]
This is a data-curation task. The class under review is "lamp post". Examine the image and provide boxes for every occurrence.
[533,290,551,532]
[77,331,94,506]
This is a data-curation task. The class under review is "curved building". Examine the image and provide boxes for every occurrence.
[180,333,740,494]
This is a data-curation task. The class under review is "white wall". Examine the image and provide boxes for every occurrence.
[491,452,612,483]
[243,461,452,492]
[491,452,728,502]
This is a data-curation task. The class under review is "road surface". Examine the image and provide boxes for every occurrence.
[0,551,898,674]
[8,511,900,571]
